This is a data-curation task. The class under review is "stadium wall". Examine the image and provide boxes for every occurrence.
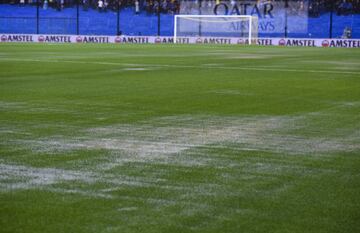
[1,1,360,39]
[1,34,360,48]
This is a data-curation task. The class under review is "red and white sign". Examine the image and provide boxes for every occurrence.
[38,35,45,42]
[76,36,83,43]
[278,39,286,46]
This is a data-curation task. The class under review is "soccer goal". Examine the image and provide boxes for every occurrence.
[174,15,258,44]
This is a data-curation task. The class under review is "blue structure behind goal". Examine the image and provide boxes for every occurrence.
[0,2,359,39]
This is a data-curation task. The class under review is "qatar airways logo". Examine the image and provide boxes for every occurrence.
[1,35,7,42]
[213,2,274,18]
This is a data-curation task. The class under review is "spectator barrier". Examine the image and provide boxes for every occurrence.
[1,33,360,47]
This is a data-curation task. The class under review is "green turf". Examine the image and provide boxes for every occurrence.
[0,43,359,233]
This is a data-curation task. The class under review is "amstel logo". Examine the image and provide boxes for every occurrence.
[1,35,7,42]
[322,40,329,47]
[115,37,122,43]
[38,35,45,42]
[155,37,161,43]
[76,36,83,43]
[278,39,286,46]
[237,39,244,45]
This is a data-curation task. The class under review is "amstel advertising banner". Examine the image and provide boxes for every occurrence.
[1,34,360,48]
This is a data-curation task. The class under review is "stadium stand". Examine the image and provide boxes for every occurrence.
[0,0,359,38]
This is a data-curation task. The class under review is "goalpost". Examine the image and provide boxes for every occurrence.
[174,15,258,44]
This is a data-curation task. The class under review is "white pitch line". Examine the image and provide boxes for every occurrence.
[209,66,360,75]
[0,58,359,75]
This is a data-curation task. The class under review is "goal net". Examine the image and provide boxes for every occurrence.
[174,15,258,44]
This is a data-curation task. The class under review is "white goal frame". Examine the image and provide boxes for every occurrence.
[174,15,258,44]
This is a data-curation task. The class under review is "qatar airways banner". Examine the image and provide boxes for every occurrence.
[179,0,308,34]
[1,34,360,48]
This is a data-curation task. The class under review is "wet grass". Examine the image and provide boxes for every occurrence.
[0,43,360,233]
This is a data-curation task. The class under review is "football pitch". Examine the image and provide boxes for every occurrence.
[0,43,359,233]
